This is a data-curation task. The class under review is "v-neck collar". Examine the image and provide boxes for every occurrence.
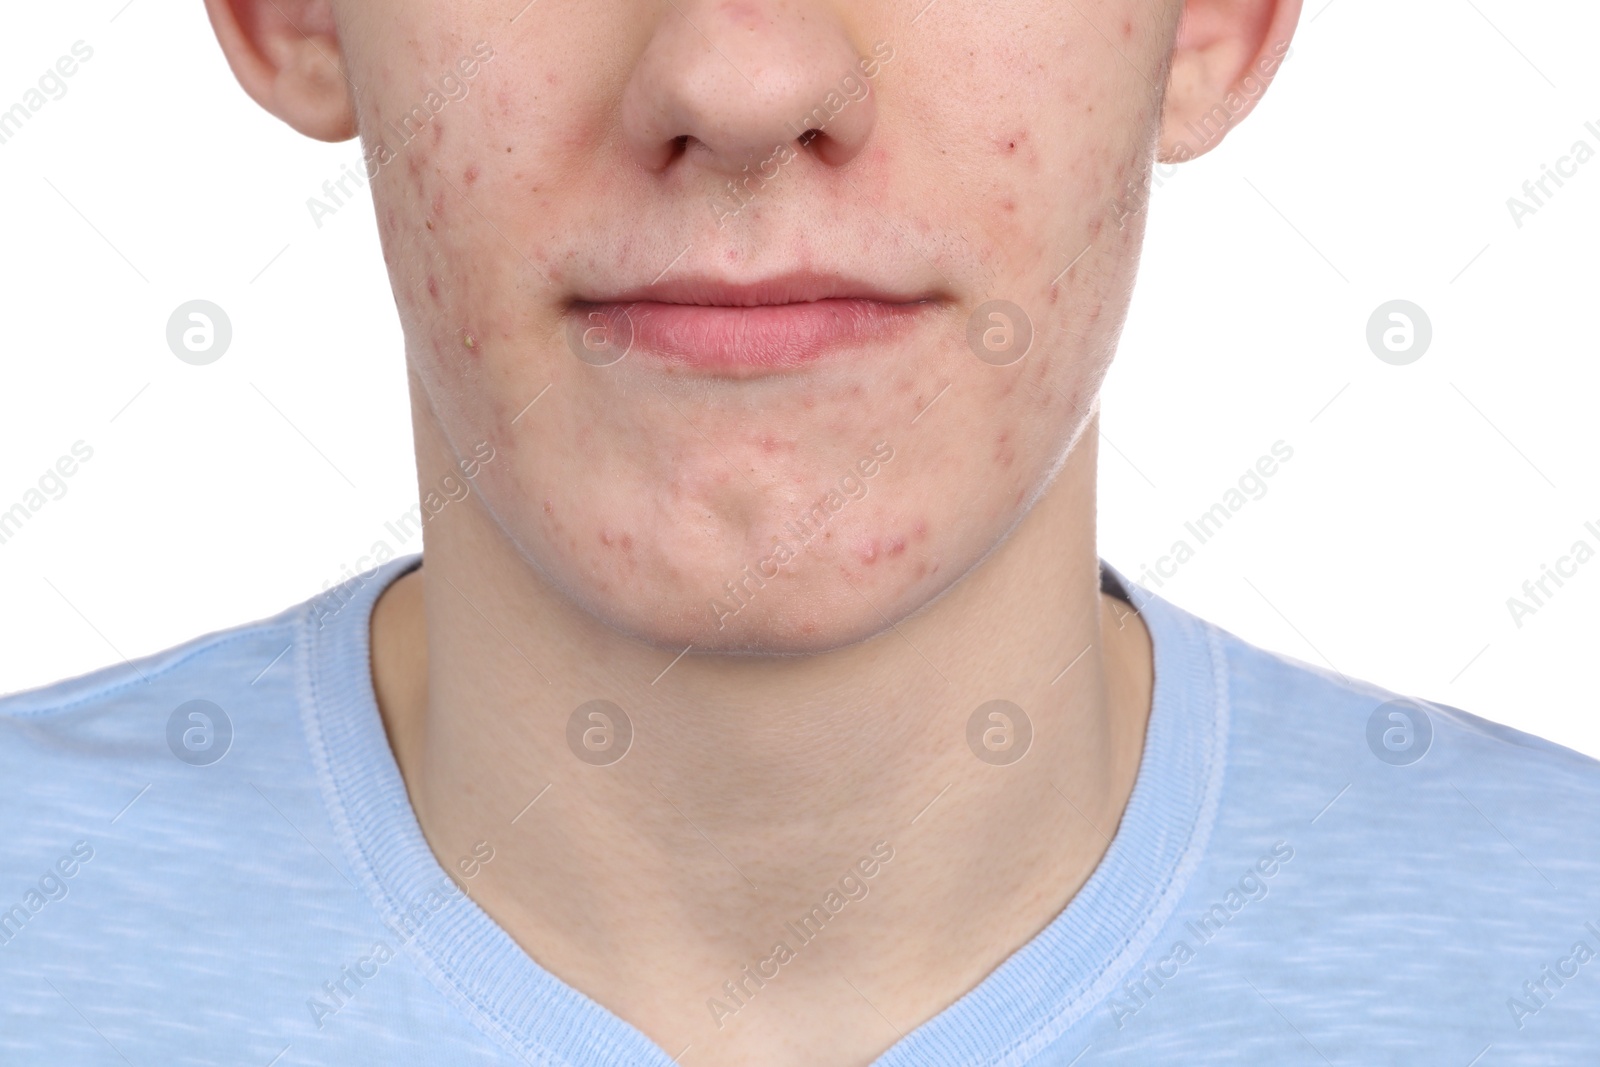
[299,553,1227,1066]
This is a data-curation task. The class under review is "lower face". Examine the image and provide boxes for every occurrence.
[340,0,1173,654]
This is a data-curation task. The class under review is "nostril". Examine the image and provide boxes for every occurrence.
[797,129,823,149]
[670,134,691,162]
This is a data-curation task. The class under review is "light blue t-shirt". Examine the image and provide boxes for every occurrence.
[3,553,1598,1065]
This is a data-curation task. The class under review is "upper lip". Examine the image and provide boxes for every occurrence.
[574,271,936,308]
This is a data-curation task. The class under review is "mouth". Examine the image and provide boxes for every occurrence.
[567,271,941,374]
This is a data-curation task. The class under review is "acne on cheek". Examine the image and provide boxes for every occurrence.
[852,533,907,566]
[845,513,931,577]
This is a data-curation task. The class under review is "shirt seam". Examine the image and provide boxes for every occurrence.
[0,621,299,719]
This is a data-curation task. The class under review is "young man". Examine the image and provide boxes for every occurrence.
[3,0,1597,1064]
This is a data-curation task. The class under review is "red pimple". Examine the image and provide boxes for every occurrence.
[426,275,440,301]
[464,164,480,185]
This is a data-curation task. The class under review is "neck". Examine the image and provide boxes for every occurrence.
[372,414,1152,1066]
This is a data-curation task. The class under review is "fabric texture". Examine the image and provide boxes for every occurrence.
[2,553,1596,1065]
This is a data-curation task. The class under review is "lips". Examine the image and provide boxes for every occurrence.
[568,271,939,373]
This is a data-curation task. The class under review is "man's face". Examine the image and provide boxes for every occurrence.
[337,0,1177,653]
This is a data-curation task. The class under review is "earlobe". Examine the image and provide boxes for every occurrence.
[1157,0,1302,163]
[202,0,357,142]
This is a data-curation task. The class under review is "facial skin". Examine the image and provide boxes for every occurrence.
[206,2,1298,1063]
[210,0,1292,656]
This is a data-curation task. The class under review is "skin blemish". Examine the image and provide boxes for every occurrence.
[856,539,879,565]
[464,164,480,185]
[887,535,906,556]
[431,190,447,216]
[427,275,440,302]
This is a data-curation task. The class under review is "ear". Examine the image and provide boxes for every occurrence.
[1158,0,1302,162]
[202,0,356,142]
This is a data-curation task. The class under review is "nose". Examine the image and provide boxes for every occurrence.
[620,1,879,176]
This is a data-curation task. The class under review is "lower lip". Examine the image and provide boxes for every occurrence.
[569,298,934,373]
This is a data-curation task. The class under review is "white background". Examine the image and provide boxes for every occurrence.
[1,1,1596,755]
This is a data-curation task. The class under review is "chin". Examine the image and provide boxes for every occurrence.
[565,575,939,658]
[488,490,954,657]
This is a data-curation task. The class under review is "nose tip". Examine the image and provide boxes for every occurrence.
[620,2,879,176]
